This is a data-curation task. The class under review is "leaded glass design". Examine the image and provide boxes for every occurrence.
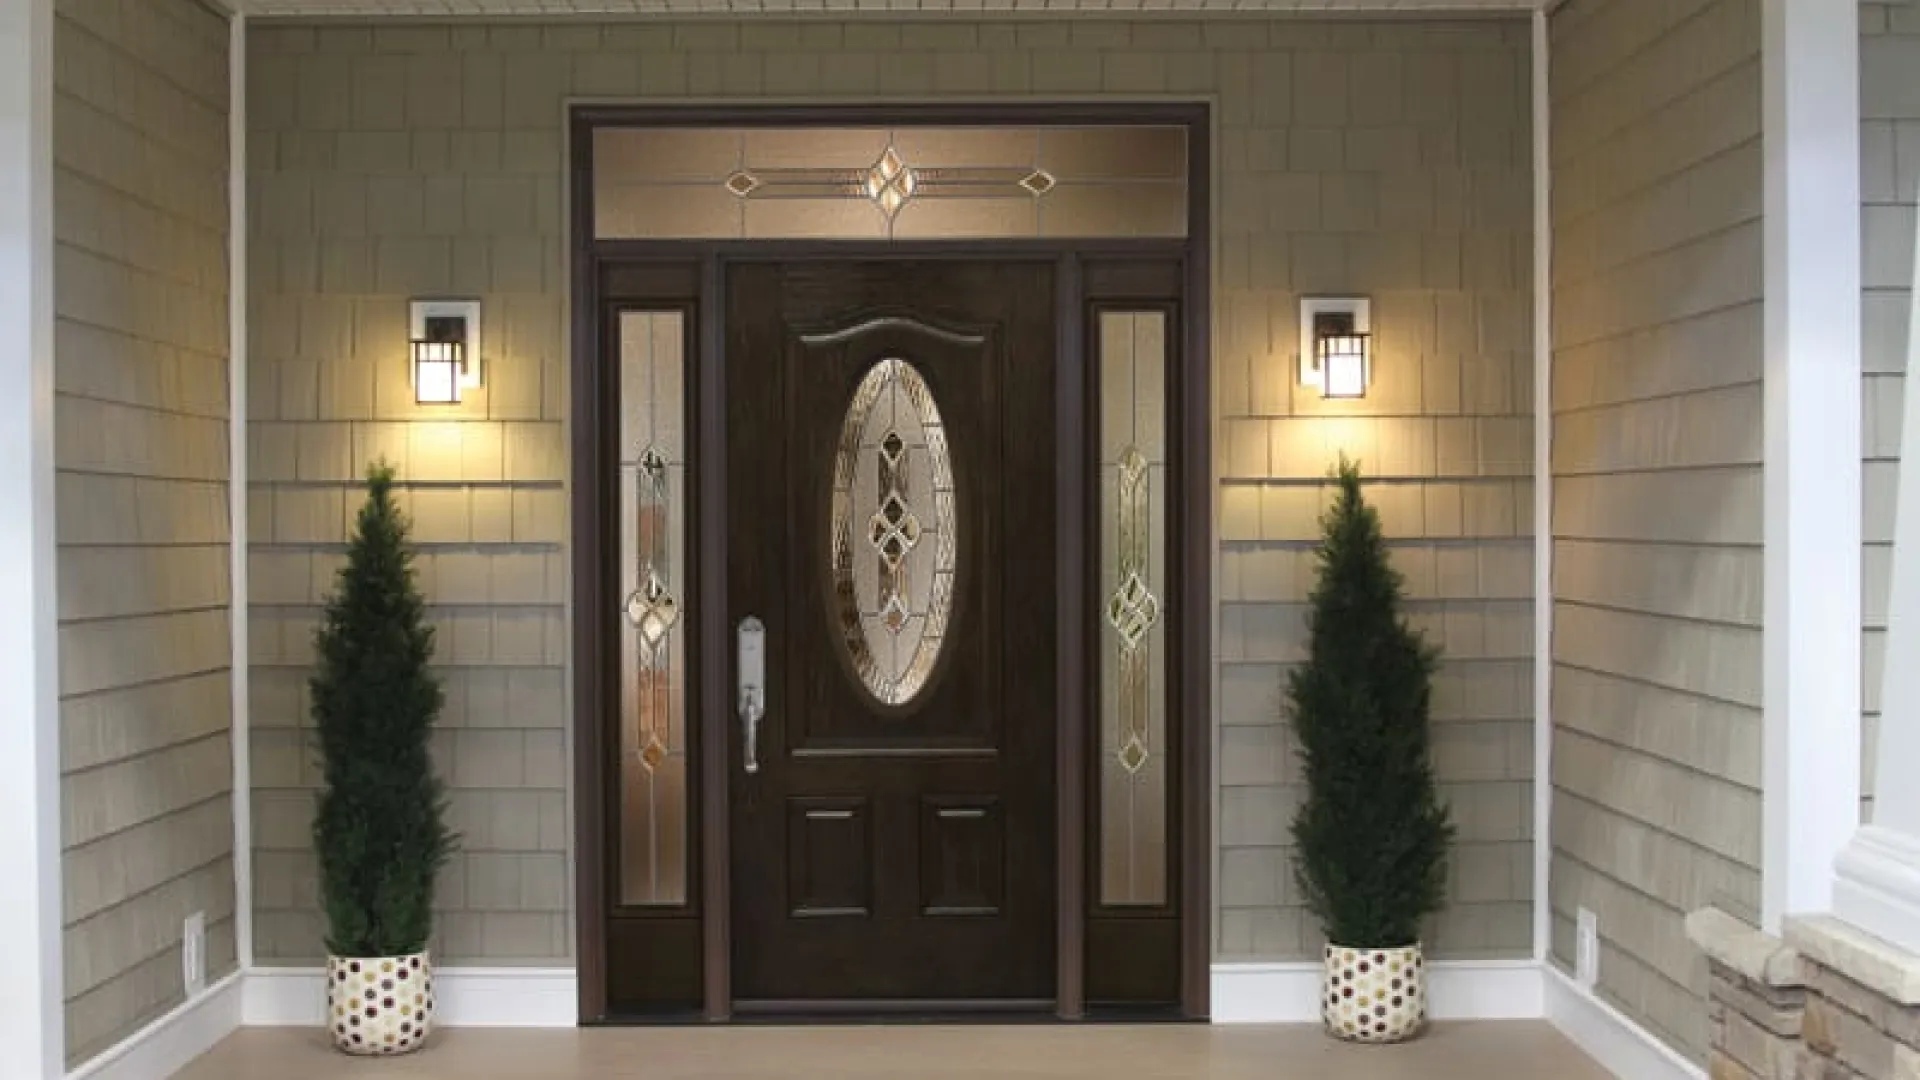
[618,311,688,907]
[1099,311,1169,908]
[831,357,956,707]
[593,126,1187,241]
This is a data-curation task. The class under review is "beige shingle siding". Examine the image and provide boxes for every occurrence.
[53,0,235,1067]
[246,14,1533,966]
[1548,0,1763,1062]
[1862,0,1920,826]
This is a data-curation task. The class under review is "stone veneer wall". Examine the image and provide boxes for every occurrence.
[1547,0,1764,1061]
[53,0,237,1067]
[1693,911,1920,1080]
[244,15,1535,966]
[1689,909,1807,1080]
[1862,0,1920,825]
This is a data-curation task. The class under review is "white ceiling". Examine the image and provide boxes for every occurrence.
[241,0,1531,16]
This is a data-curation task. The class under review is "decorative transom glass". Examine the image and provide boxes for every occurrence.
[594,126,1187,241]
[831,357,956,707]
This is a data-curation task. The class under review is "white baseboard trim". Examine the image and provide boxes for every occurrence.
[244,966,579,1028]
[65,958,1696,1077]
[1210,958,1543,1024]
[67,970,243,1080]
[1543,965,1703,1080]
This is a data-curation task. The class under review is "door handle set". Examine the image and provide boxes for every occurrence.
[737,616,766,774]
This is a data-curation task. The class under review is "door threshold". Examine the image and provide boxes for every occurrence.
[730,999,1055,1024]
[593,1003,1196,1026]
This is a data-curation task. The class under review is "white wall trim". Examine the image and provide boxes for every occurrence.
[1529,3,1554,968]
[65,973,243,1080]
[226,5,254,975]
[1543,966,1703,1080]
[244,967,580,1028]
[1211,959,1543,1024]
[1837,60,1920,958]
[1759,0,1863,932]
[0,0,65,1074]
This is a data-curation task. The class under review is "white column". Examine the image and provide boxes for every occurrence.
[1762,0,1863,931]
[0,0,65,1075]
[1834,101,1920,958]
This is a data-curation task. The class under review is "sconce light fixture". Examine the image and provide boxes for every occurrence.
[409,299,482,406]
[1299,296,1373,401]
[1315,314,1371,400]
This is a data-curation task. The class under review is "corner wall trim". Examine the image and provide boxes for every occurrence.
[1543,965,1704,1080]
[66,971,243,1080]
[243,967,580,1028]
[1210,959,1544,1024]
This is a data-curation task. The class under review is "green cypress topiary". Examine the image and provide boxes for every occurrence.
[311,462,455,958]
[1288,457,1453,948]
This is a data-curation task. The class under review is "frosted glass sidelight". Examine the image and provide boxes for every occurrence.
[618,311,689,907]
[1098,311,1169,907]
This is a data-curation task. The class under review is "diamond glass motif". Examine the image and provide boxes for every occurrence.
[1118,737,1150,775]
[865,146,919,219]
[639,737,667,772]
[869,493,922,570]
[625,568,680,648]
[724,170,762,197]
[1106,571,1161,649]
[880,592,912,634]
[1019,169,1057,196]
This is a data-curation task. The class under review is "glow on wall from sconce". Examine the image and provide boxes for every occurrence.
[406,421,465,476]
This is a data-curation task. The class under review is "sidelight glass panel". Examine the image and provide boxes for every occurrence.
[831,357,957,707]
[591,125,1188,241]
[1098,311,1169,907]
[618,310,688,907]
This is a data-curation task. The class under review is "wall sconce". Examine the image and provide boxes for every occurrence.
[409,299,482,406]
[1315,315,1371,400]
[1300,296,1372,400]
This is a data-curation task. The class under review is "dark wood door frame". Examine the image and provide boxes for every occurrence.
[569,102,1212,1024]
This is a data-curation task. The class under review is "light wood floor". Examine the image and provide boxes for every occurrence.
[176,1023,1614,1079]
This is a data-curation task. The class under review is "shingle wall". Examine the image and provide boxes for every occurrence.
[244,15,1534,965]
[1547,0,1764,1062]
[53,0,236,1066]
[1862,0,1920,825]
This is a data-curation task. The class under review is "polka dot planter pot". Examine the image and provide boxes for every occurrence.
[328,952,435,1056]
[1321,943,1426,1044]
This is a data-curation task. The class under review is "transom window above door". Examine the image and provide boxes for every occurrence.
[591,125,1190,241]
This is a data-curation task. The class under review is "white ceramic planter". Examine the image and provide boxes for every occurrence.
[328,951,435,1055]
[1320,942,1426,1043]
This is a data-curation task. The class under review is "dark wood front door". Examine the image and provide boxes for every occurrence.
[725,261,1058,1007]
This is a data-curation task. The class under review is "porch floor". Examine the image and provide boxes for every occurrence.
[175,1022,1613,1079]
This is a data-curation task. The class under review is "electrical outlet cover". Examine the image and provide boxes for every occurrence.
[1575,907,1599,989]
[182,911,206,996]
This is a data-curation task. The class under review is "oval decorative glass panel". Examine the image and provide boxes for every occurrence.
[831,357,956,706]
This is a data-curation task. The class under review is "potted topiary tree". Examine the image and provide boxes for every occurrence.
[1288,457,1453,1044]
[311,462,455,1056]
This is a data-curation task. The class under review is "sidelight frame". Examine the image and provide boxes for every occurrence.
[569,102,1211,1024]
